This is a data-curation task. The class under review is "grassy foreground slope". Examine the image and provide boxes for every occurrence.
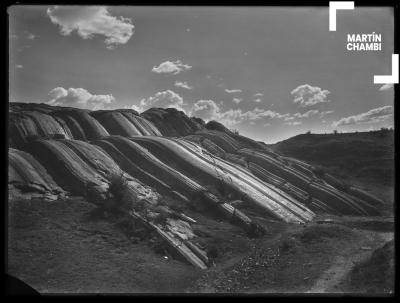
[271,129,394,213]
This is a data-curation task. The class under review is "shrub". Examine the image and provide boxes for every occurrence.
[169,202,185,213]
[207,245,219,259]
[280,237,299,253]
[153,211,169,226]
[107,173,132,212]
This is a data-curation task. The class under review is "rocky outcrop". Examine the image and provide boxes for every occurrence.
[131,136,314,223]
[9,103,382,222]
[142,108,204,137]
[9,103,386,269]
[91,109,162,137]
[8,148,66,200]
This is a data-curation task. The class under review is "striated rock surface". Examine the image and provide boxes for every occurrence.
[9,103,382,221]
[91,109,162,137]
[8,103,386,268]
[8,148,66,200]
[142,108,204,137]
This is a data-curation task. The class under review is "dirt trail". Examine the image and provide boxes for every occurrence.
[307,231,394,293]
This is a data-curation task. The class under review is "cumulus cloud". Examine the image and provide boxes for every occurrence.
[190,100,222,121]
[319,110,334,118]
[254,93,264,97]
[47,6,134,49]
[132,90,185,113]
[152,60,192,75]
[15,65,23,69]
[285,121,302,126]
[232,98,242,104]
[291,84,330,107]
[284,116,295,121]
[46,87,115,110]
[332,106,393,127]
[225,88,242,93]
[379,84,394,91]
[254,98,262,103]
[189,100,289,126]
[174,81,193,90]
[293,109,319,119]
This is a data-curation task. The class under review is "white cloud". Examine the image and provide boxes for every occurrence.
[132,90,185,113]
[190,100,222,121]
[291,84,330,107]
[254,98,262,103]
[232,98,242,104]
[25,32,37,40]
[225,88,242,93]
[152,60,191,75]
[379,84,394,91]
[319,110,334,118]
[15,65,23,69]
[332,106,393,127]
[189,100,289,126]
[293,109,319,119]
[284,116,295,121]
[47,6,134,49]
[174,81,193,90]
[46,87,115,110]
[254,93,264,97]
[285,121,302,126]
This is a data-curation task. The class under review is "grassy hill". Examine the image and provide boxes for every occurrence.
[271,129,394,211]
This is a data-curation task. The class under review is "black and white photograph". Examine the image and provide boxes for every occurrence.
[7,2,396,295]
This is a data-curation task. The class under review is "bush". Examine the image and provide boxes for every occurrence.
[153,211,169,226]
[107,173,132,212]
[280,237,299,253]
[207,245,219,259]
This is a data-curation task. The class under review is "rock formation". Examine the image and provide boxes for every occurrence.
[8,102,383,269]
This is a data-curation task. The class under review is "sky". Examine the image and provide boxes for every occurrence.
[9,5,394,143]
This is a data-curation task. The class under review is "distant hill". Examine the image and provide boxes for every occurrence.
[271,130,394,207]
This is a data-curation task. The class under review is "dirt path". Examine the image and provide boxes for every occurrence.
[306,232,394,293]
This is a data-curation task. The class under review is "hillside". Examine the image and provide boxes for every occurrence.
[271,131,394,213]
[8,103,394,293]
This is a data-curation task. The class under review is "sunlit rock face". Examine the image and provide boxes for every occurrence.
[142,108,204,137]
[9,148,66,201]
[91,109,162,137]
[8,103,382,223]
[9,103,109,148]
